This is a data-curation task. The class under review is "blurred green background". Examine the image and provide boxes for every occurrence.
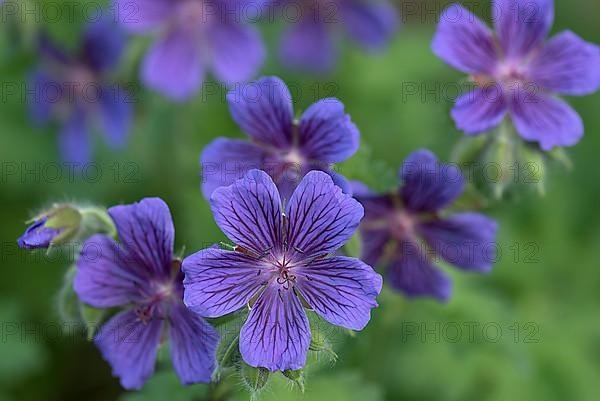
[2,0,600,400]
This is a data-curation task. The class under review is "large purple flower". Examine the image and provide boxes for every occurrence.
[29,18,131,164]
[353,150,498,302]
[114,0,265,100]
[183,170,382,371]
[279,0,399,71]
[74,198,219,390]
[432,0,600,151]
[201,76,359,200]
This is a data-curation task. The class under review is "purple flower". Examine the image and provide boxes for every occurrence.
[353,150,498,302]
[279,0,399,72]
[182,170,382,371]
[74,198,219,390]
[432,0,600,151]
[17,216,62,249]
[114,0,265,100]
[29,19,131,164]
[201,76,359,200]
[17,204,82,250]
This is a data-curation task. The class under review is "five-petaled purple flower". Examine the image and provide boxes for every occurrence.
[29,18,131,164]
[114,0,265,101]
[432,0,600,150]
[74,198,219,390]
[201,76,359,201]
[182,170,382,371]
[353,150,498,302]
[279,0,399,72]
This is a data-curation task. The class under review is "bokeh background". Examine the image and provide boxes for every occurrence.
[2,0,600,400]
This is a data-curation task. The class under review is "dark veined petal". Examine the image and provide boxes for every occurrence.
[227,76,294,148]
[200,138,266,200]
[108,197,174,280]
[210,169,284,256]
[94,310,162,390]
[340,0,399,50]
[493,0,554,59]
[400,149,465,213]
[298,99,360,163]
[420,213,498,272]
[280,17,336,72]
[295,256,382,331]
[285,171,364,260]
[509,86,583,150]
[239,285,310,371]
[208,20,265,84]
[141,27,203,101]
[113,0,173,32]
[59,108,91,165]
[528,30,600,96]
[388,241,452,302]
[431,4,498,74]
[74,235,146,308]
[182,247,271,318]
[169,304,220,385]
[451,86,508,134]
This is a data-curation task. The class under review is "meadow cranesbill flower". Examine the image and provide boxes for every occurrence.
[113,0,265,100]
[29,18,131,164]
[432,0,600,150]
[74,198,219,390]
[183,170,382,371]
[353,150,497,301]
[279,0,399,71]
[201,76,359,200]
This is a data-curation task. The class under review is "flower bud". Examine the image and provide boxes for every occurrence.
[17,204,82,249]
[240,363,270,399]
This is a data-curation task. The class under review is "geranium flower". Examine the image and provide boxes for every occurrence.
[183,170,382,371]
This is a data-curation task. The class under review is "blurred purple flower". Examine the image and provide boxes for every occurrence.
[74,198,219,390]
[29,18,131,164]
[201,76,359,200]
[114,0,265,100]
[353,150,498,302]
[432,0,600,151]
[279,0,399,72]
[183,170,382,371]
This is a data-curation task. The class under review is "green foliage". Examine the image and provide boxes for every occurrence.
[119,371,208,401]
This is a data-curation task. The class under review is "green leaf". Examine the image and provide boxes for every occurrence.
[119,370,208,401]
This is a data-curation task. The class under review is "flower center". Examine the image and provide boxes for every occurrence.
[390,210,416,240]
[176,0,208,28]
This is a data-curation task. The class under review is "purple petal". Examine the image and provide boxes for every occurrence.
[210,169,283,256]
[353,191,395,266]
[360,228,392,267]
[388,241,452,301]
[239,285,310,371]
[113,0,172,32]
[98,86,131,148]
[451,86,508,134]
[528,30,600,95]
[169,304,219,385]
[200,138,266,199]
[285,171,363,259]
[509,87,583,150]
[59,109,91,164]
[340,0,399,50]
[27,70,56,125]
[326,169,352,194]
[432,4,498,74]
[295,256,382,330]
[400,149,465,213]
[298,99,360,163]
[493,0,554,59]
[182,248,270,318]
[74,235,146,308]
[82,17,124,72]
[108,197,174,280]
[17,217,61,250]
[280,18,336,72]
[95,310,162,390]
[208,21,265,84]
[227,76,294,148]
[141,28,203,101]
[420,213,498,272]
